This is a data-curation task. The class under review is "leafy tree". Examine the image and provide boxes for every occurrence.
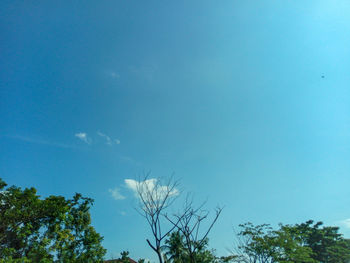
[163,231,186,263]
[119,250,131,263]
[218,255,238,263]
[163,231,232,263]
[272,225,316,263]
[231,221,350,263]
[290,220,350,263]
[0,178,106,262]
[231,222,316,263]
[137,257,151,263]
[231,223,276,263]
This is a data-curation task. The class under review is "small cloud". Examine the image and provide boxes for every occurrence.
[75,132,91,144]
[97,131,112,145]
[109,187,126,200]
[125,178,179,201]
[97,131,120,146]
[105,70,120,79]
[110,72,120,78]
[339,218,350,228]
[120,211,127,216]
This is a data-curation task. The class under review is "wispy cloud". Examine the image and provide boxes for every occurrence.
[5,135,74,149]
[105,70,120,79]
[119,211,127,216]
[109,187,126,200]
[125,178,179,200]
[97,131,120,145]
[110,72,120,79]
[75,132,91,144]
[338,218,350,228]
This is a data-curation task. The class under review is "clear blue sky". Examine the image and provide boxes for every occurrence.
[1,0,350,261]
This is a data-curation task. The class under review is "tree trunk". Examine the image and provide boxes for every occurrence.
[156,248,163,263]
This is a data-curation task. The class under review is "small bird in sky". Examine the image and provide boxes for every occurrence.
[321,75,325,78]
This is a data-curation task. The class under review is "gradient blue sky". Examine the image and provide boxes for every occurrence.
[1,0,350,261]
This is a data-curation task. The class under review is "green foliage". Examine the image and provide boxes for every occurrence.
[137,257,151,263]
[119,250,131,263]
[0,178,106,262]
[163,231,229,263]
[217,255,238,263]
[272,225,316,263]
[290,220,350,263]
[232,221,350,263]
[163,231,186,263]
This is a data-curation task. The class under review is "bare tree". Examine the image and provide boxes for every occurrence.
[229,226,255,263]
[133,173,186,263]
[166,195,223,263]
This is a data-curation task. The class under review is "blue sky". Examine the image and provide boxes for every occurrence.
[1,0,350,261]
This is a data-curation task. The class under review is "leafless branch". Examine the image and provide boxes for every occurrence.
[133,173,181,263]
[165,194,224,263]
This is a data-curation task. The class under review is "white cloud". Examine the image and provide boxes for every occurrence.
[109,71,120,79]
[109,187,126,200]
[125,178,179,201]
[124,179,142,192]
[339,218,350,228]
[97,131,112,145]
[75,132,91,144]
[120,211,126,216]
[97,131,120,145]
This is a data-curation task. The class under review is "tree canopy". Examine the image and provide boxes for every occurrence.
[0,178,106,262]
[163,231,234,263]
[232,221,350,263]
